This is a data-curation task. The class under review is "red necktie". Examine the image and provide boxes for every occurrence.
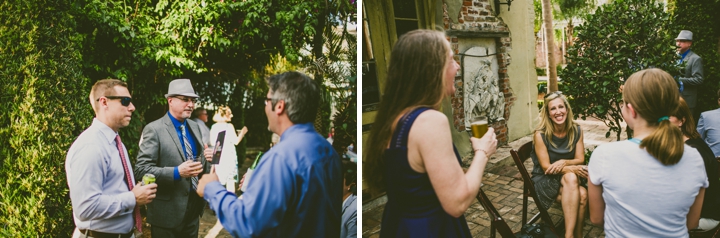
[116,135,142,233]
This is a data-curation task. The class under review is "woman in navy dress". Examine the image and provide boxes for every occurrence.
[364,29,498,237]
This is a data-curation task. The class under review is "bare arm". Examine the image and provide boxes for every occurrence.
[687,188,705,230]
[533,132,556,174]
[588,177,605,226]
[408,111,495,217]
[560,132,587,177]
[233,126,248,145]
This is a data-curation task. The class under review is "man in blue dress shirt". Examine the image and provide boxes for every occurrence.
[197,71,342,237]
[698,89,720,157]
[66,79,157,238]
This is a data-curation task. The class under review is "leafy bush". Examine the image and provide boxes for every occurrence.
[0,1,91,236]
[561,0,676,140]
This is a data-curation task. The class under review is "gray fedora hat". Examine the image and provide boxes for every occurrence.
[675,30,693,41]
[164,79,199,98]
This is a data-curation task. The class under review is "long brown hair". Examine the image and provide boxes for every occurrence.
[623,68,684,165]
[364,30,451,194]
[671,97,701,139]
[536,92,579,150]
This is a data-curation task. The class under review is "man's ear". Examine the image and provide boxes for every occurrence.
[274,99,286,115]
[98,97,109,109]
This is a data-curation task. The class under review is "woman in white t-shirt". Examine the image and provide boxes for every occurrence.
[588,68,708,237]
[210,106,248,192]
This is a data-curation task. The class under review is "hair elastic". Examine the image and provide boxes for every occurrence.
[657,116,669,122]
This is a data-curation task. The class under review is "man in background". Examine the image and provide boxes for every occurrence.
[698,89,720,157]
[675,30,704,115]
[191,107,211,146]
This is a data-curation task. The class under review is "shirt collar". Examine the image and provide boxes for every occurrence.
[168,111,186,129]
[279,123,314,141]
[680,49,692,61]
[92,118,119,144]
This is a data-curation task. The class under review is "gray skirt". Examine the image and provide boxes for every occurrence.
[531,174,562,210]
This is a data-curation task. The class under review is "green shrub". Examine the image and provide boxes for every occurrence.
[0,1,91,236]
[562,0,676,140]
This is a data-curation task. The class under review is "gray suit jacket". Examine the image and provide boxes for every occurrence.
[679,50,704,108]
[341,194,357,238]
[134,114,210,228]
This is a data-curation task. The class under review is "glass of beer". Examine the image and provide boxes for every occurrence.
[470,116,489,138]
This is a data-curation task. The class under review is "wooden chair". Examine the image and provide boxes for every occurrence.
[476,188,515,238]
[510,141,564,236]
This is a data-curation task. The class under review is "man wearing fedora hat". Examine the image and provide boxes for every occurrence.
[675,30,704,115]
[135,79,211,237]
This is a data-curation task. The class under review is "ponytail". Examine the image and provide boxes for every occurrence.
[640,119,684,165]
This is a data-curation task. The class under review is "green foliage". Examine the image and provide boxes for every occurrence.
[533,0,595,32]
[561,0,677,141]
[0,0,357,235]
[669,0,720,114]
[0,0,92,236]
[584,148,594,165]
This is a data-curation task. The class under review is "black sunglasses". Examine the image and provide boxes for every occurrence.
[98,96,132,107]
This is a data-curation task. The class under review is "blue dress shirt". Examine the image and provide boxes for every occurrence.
[168,112,199,180]
[65,119,136,233]
[203,123,342,237]
[698,108,720,157]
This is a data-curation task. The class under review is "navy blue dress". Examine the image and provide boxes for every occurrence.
[379,107,472,238]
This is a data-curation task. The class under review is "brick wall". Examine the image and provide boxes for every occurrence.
[444,0,515,145]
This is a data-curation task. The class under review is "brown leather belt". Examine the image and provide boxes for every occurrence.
[78,229,133,238]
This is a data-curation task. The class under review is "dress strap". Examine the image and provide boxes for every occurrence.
[390,107,431,148]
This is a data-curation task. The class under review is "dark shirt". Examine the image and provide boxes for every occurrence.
[686,137,720,220]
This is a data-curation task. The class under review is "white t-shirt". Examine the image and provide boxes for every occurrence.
[589,140,708,238]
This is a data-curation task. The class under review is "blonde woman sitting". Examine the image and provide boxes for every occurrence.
[531,91,587,238]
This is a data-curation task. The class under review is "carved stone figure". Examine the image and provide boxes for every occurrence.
[464,47,505,128]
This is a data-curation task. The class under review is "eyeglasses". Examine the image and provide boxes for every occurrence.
[544,91,563,99]
[97,96,132,107]
[264,98,274,105]
[173,96,197,103]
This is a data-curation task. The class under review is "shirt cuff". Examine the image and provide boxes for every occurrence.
[122,191,136,214]
[203,181,229,204]
[174,167,180,180]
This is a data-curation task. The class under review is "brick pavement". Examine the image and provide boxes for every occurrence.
[362,118,626,238]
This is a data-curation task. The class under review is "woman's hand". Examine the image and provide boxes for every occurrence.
[573,165,589,179]
[545,160,567,175]
[470,128,497,157]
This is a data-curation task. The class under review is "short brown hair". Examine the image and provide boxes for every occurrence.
[89,79,128,114]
